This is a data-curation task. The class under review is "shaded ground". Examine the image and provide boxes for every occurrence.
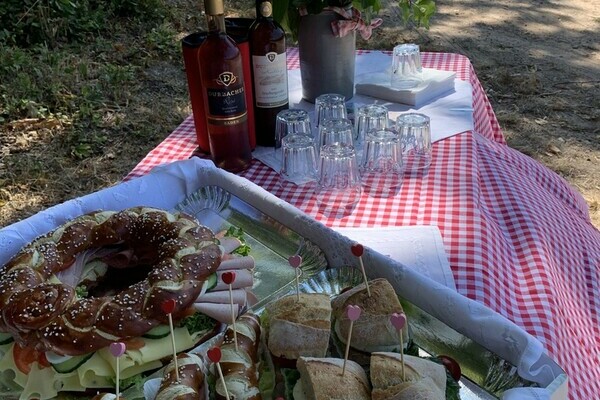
[1,0,599,228]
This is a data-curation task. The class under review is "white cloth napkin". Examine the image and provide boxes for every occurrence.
[333,226,456,290]
[355,67,456,107]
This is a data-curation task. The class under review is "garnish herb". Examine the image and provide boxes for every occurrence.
[224,226,251,256]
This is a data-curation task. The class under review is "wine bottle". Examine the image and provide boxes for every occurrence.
[249,0,289,147]
[198,0,252,172]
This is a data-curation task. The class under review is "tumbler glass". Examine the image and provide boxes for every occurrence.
[315,143,362,213]
[354,104,389,144]
[391,44,423,89]
[278,134,319,190]
[395,113,432,174]
[314,93,348,127]
[317,118,355,150]
[360,128,404,197]
[275,109,312,149]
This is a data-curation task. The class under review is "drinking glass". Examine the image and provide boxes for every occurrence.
[354,104,389,144]
[315,143,361,214]
[395,113,432,174]
[275,109,312,149]
[314,93,348,127]
[391,44,423,89]
[317,118,354,150]
[278,134,319,190]
[359,128,404,197]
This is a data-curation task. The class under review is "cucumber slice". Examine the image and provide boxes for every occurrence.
[51,352,94,374]
[207,273,217,291]
[0,332,14,345]
[142,325,171,339]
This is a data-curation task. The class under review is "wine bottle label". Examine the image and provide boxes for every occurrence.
[252,52,288,108]
[206,74,247,118]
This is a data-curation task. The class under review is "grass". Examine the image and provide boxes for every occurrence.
[0,0,200,224]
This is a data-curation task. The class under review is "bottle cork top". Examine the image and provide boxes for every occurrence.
[204,0,224,15]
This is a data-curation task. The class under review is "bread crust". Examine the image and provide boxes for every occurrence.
[156,352,206,400]
[332,278,408,353]
[370,353,446,400]
[0,207,221,355]
[266,293,331,359]
[296,357,371,400]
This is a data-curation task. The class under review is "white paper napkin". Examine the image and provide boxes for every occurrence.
[333,226,456,291]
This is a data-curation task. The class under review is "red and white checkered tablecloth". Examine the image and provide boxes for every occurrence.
[127,49,600,399]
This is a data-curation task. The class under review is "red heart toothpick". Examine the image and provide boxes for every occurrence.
[351,243,370,297]
[162,299,180,382]
[161,298,176,314]
[288,255,303,302]
[110,342,126,398]
[350,243,364,257]
[207,347,222,363]
[222,272,238,352]
[342,304,362,377]
[208,347,230,400]
[222,271,236,285]
[390,312,407,380]
[288,255,302,268]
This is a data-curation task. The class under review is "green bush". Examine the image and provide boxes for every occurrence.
[0,0,166,47]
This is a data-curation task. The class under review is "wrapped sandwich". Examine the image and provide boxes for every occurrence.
[293,357,371,400]
[331,278,408,363]
[264,293,332,365]
[370,353,447,400]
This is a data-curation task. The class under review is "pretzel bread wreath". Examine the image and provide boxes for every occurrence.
[0,207,221,356]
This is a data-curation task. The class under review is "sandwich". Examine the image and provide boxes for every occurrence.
[212,312,262,400]
[264,293,332,365]
[154,352,207,400]
[331,278,408,363]
[370,352,447,400]
[293,357,371,400]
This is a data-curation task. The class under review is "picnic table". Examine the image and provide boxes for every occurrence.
[126,49,600,399]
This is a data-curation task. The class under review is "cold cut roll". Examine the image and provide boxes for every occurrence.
[155,352,207,400]
[214,312,262,400]
[370,353,446,400]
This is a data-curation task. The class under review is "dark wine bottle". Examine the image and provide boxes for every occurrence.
[198,0,252,172]
[249,0,289,147]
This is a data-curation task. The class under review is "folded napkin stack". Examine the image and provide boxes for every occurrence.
[355,68,456,107]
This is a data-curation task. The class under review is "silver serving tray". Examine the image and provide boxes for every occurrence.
[176,186,535,399]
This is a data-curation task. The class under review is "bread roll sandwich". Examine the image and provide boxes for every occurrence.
[370,353,446,400]
[331,278,408,363]
[154,352,207,400]
[265,293,331,363]
[213,312,262,400]
[292,357,371,400]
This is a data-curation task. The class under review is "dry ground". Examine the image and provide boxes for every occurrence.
[1,0,599,228]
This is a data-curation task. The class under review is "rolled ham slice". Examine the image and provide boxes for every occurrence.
[219,237,243,254]
[198,288,250,306]
[193,302,240,324]
[218,256,255,271]
[213,269,253,291]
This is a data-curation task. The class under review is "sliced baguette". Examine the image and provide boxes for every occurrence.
[266,293,331,359]
[294,357,371,400]
[332,278,408,353]
[370,352,446,400]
